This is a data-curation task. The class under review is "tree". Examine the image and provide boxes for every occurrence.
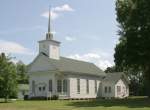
[0,53,17,102]
[16,61,28,84]
[105,66,118,73]
[115,0,150,97]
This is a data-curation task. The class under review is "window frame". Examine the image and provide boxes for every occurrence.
[104,86,107,93]
[49,79,53,92]
[43,86,45,91]
[117,86,121,95]
[63,79,67,93]
[39,87,41,91]
[95,80,97,93]
[57,80,62,93]
[32,80,35,93]
[77,79,80,94]
[108,86,111,93]
[86,79,89,94]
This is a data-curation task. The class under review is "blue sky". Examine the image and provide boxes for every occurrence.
[0,0,118,70]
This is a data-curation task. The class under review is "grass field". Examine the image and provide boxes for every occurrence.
[0,97,150,110]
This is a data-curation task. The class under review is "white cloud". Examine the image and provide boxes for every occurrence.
[0,40,34,55]
[65,36,76,41]
[97,60,113,71]
[41,11,59,20]
[53,4,74,12]
[67,52,113,70]
[41,4,74,20]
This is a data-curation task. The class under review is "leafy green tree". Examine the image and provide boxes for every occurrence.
[16,61,28,84]
[0,53,17,102]
[115,0,150,97]
[105,66,118,73]
[126,68,145,96]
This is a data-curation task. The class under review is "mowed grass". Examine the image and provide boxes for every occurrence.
[0,96,150,110]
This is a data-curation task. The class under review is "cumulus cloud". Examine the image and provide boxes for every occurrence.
[41,4,74,20]
[67,52,113,70]
[53,4,74,12]
[65,36,76,42]
[0,40,34,55]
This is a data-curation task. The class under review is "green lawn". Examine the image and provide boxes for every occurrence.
[0,97,150,110]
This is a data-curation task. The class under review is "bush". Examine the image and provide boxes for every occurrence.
[29,95,59,100]
[51,95,58,100]
[24,95,28,100]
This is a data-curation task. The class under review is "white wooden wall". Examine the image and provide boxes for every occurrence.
[115,79,129,98]
[68,74,101,99]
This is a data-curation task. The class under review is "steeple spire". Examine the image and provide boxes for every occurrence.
[46,6,53,40]
[48,6,51,33]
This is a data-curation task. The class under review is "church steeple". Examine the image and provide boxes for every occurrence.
[46,7,53,40]
[48,7,51,33]
[39,6,60,60]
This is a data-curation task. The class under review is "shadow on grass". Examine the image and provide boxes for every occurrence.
[0,102,12,103]
[0,100,13,103]
[67,97,150,108]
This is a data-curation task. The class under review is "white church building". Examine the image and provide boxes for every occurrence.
[28,10,130,99]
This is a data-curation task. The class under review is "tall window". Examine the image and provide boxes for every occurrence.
[43,86,45,91]
[86,79,89,94]
[108,86,111,93]
[32,80,35,93]
[49,80,52,92]
[39,87,41,91]
[104,86,107,93]
[77,79,80,94]
[117,86,121,95]
[63,80,67,93]
[57,79,68,94]
[57,80,62,93]
[95,80,97,93]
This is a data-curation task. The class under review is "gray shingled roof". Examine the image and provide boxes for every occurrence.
[102,72,130,84]
[29,53,105,76]
[51,57,105,76]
